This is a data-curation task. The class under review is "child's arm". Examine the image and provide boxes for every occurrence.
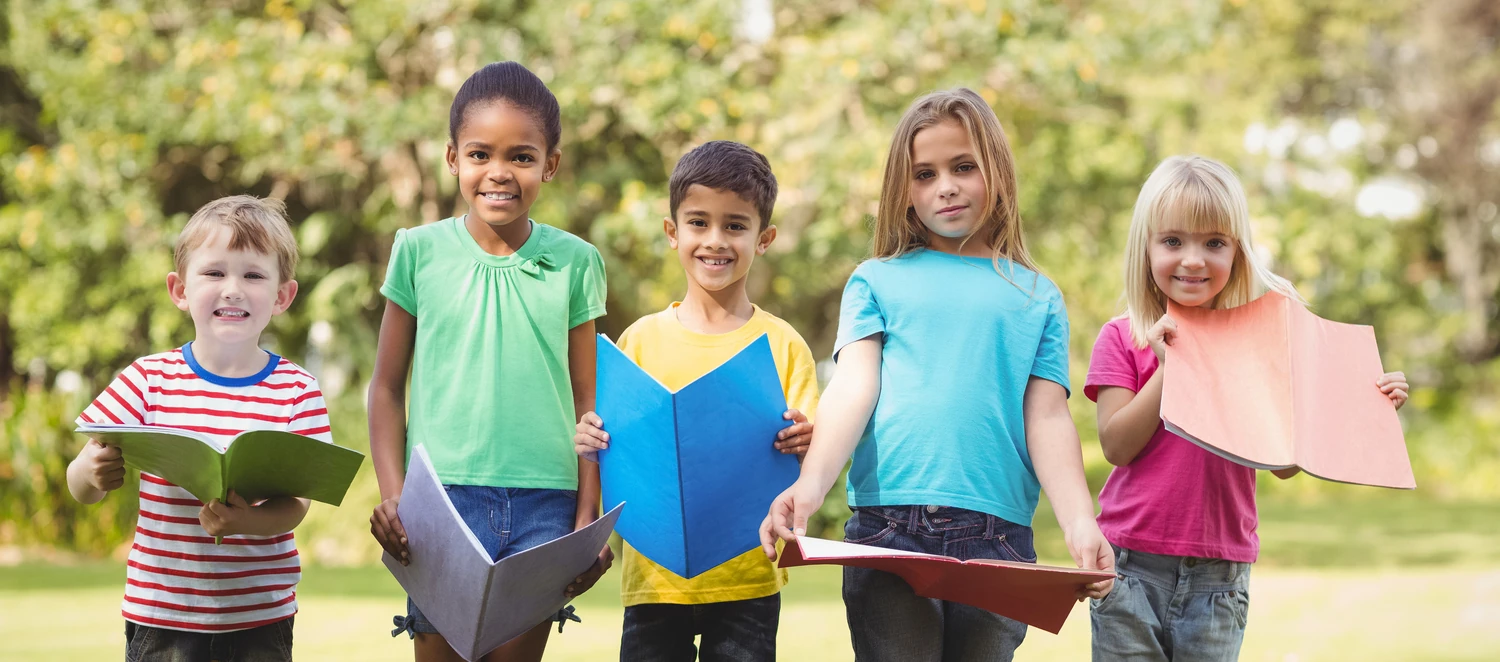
[760,336,882,558]
[368,300,417,565]
[565,320,613,599]
[199,493,310,538]
[65,439,126,504]
[1097,315,1175,466]
[1025,377,1114,599]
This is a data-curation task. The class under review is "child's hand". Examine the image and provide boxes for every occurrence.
[370,496,409,565]
[758,478,827,560]
[1378,371,1409,410]
[77,439,126,493]
[775,409,813,457]
[199,491,251,538]
[1062,517,1115,601]
[1146,315,1178,364]
[574,412,609,462]
[564,543,614,599]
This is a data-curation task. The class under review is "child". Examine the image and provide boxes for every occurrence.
[65,195,332,660]
[760,88,1113,661]
[366,61,611,662]
[1086,155,1409,661]
[572,140,819,661]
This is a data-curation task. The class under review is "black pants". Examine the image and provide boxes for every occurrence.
[619,594,779,662]
[125,617,293,662]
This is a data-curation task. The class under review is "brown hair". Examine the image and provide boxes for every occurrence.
[669,141,778,229]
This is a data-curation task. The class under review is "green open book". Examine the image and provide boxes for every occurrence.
[75,424,364,508]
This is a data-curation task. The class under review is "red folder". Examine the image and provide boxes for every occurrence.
[1162,292,1414,489]
[778,536,1113,634]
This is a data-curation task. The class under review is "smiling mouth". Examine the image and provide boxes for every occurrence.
[481,192,518,202]
[697,256,733,267]
[1173,276,1209,285]
[214,308,250,318]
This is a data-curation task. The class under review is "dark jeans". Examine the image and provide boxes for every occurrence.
[619,593,780,662]
[125,617,293,662]
[842,505,1034,662]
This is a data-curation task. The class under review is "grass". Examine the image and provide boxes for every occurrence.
[6,493,1499,660]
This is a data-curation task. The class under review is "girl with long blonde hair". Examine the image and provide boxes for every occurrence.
[1086,155,1408,660]
[761,88,1113,660]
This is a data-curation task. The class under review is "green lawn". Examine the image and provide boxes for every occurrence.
[5,495,1498,660]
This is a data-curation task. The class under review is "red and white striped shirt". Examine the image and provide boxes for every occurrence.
[75,345,333,632]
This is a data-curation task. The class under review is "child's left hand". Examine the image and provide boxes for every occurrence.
[1062,517,1116,601]
[200,491,251,538]
[775,409,813,457]
[564,544,614,599]
[1378,371,1409,410]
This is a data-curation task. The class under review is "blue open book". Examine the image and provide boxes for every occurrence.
[596,333,799,578]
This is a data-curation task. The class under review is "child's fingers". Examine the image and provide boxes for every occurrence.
[97,443,123,460]
[759,515,779,560]
[580,411,604,427]
[777,422,813,441]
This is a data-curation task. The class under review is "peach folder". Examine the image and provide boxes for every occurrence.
[1161,292,1414,489]
[778,536,1113,634]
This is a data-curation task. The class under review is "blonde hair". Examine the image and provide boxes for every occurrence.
[174,195,299,283]
[1123,155,1303,347]
[873,88,1036,276]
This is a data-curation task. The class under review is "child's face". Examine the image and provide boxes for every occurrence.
[446,102,560,230]
[1148,228,1237,308]
[910,119,987,251]
[168,226,296,349]
[665,185,775,295]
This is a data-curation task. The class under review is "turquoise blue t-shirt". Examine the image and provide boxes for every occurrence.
[834,249,1071,525]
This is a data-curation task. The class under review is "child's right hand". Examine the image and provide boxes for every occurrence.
[1146,315,1178,364]
[574,412,609,462]
[77,438,126,493]
[758,478,827,561]
[370,496,409,565]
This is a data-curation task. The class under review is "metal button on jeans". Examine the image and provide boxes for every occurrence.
[925,505,939,513]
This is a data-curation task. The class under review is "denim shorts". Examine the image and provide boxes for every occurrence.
[841,505,1035,662]
[1089,544,1251,661]
[390,485,579,638]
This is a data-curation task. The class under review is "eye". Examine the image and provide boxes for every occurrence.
[1208,238,1230,249]
[728,222,747,232]
[956,163,976,173]
[245,272,266,280]
[914,169,934,180]
[687,218,708,227]
[468,150,488,161]
[203,270,224,278]
[514,153,535,163]
[1162,237,1181,247]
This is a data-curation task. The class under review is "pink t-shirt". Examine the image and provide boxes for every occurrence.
[1086,317,1259,562]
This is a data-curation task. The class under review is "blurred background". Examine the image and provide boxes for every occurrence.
[2,0,1498,659]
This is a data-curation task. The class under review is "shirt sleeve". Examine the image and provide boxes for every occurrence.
[380,228,417,316]
[1029,288,1072,397]
[783,336,822,421]
[288,377,334,443]
[1084,320,1141,402]
[569,245,608,328]
[833,265,885,361]
[76,361,149,426]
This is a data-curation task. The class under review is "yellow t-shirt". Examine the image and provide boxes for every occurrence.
[616,303,821,606]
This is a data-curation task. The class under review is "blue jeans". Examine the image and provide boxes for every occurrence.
[391,486,579,637]
[1090,545,1251,661]
[125,617,293,662]
[618,594,779,661]
[842,505,1034,662]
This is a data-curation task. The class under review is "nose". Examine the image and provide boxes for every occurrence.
[222,276,245,301]
[486,161,515,185]
[1181,246,1206,269]
[704,226,729,249]
[936,172,959,199]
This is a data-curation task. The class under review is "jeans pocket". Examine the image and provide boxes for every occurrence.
[277,616,295,658]
[1229,588,1249,629]
[844,510,900,546]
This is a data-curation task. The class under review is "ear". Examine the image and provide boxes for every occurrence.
[166,272,190,312]
[445,143,459,176]
[542,149,562,182]
[272,279,299,316]
[662,216,679,249]
[756,225,778,255]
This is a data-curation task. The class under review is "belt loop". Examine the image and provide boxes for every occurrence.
[985,513,995,540]
[908,505,920,532]
[1116,546,1129,570]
